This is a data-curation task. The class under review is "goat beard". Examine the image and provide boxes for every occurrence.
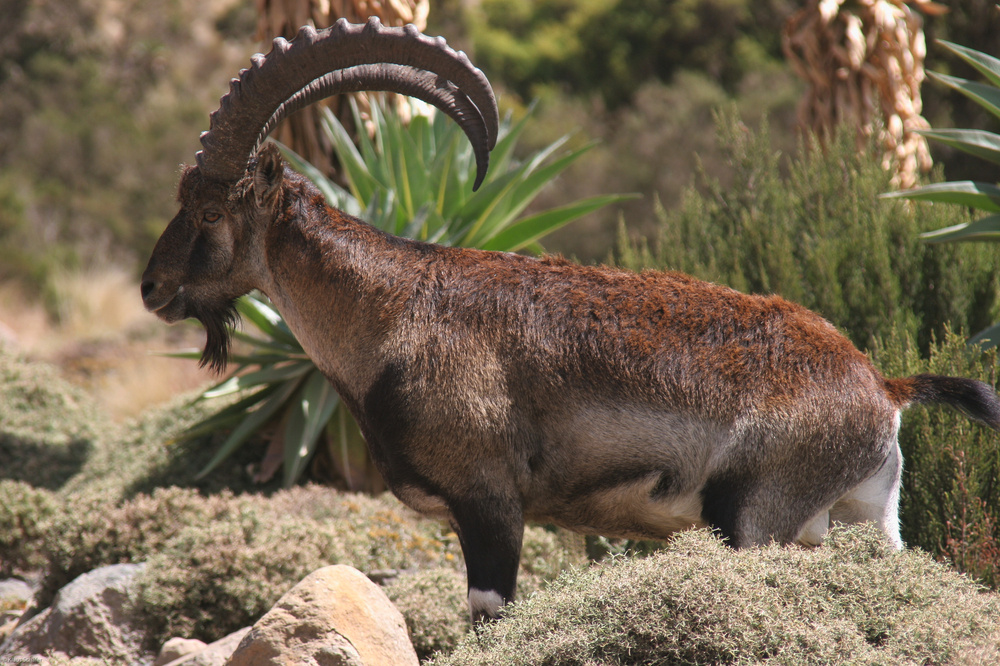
[194,299,239,375]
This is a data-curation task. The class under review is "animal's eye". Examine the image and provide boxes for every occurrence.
[202,212,222,224]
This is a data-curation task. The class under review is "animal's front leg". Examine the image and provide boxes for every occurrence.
[449,493,524,623]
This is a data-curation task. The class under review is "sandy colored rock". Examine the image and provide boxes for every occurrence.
[226,565,417,666]
[162,628,251,666]
[156,636,208,665]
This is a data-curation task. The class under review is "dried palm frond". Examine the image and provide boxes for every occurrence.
[254,0,431,176]
[784,0,946,188]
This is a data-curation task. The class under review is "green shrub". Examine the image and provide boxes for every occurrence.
[0,480,61,576]
[14,481,586,649]
[38,486,229,604]
[0,348,109,490]
[131,488,587,647]
[433,526,1000,666]
[615,111,1000,356]
[0,347,267,501]
[386,569,471,661]
[26,486,450,644]
[59,393,280,502]
[133,510,338,644]
[872,328,1000,587]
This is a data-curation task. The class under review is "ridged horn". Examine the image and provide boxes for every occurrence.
[196,17,498,190]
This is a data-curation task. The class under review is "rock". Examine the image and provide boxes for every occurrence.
[226,565,418,666]
[0,579,36,644]
[156,637,208,665]
[0,563,151,664]
[0,612,21,644]
[160,628,250,666]
[0,579,35,608]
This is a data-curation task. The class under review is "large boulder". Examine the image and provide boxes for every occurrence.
[0,563,150,664]
[226,565,418,666]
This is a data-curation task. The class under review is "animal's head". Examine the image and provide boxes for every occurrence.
[140,17,497,372]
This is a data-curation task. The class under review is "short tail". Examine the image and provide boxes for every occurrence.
[886,374,1000,430]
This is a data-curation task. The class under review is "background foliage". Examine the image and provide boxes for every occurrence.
[4,0,999,285]
[886,40,1000,347]
[0,0,251,296]
[616,111,1000,356]
[460,0,792,109]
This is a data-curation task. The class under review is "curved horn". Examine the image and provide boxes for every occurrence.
[197,17,498,190]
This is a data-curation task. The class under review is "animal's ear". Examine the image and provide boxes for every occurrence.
[253,142,284,209]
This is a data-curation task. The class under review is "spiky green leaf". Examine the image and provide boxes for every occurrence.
[920,214,1000,243]
[195,375,305,480]
[236,296,299,346]
[915,129,1000,167]
[939,40,1000,89]
[282,370,340,487]
[927,72,1000,123]
[482,194,638,252]
[882,181,1000,212]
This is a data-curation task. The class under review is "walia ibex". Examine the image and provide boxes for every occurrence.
[142,18,1000,622]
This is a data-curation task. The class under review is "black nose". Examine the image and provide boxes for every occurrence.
[140,280,156,302]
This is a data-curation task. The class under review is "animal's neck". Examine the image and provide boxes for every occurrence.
[258,199,416,399]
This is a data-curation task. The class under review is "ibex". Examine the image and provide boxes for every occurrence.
[141,18,1000,622]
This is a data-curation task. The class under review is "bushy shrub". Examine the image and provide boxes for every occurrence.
[26,486,455,644]
[434,526,1000,666]
[0,348,109,490]
[385,526,588,661]
[12,483,582,648]
[37,487,231,604]
[9,476,588,650]
[0,480,61,576]
[59,393,281,502]
[386,569,471,661]
[872,328,1000,587]
[131,489,589,647]
[615,111,1000,356]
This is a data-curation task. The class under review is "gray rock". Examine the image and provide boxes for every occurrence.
[0,563,152,664]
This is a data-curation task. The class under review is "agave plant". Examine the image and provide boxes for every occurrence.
[173,100,630,489]
[885,41,1000,347]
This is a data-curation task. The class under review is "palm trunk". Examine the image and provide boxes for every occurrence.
[783,0,945,188]
[254,0,430,178]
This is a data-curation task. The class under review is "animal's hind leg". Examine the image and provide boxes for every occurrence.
[829,438,903,549]
[700,469,827,548]
[795,509,831,547]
